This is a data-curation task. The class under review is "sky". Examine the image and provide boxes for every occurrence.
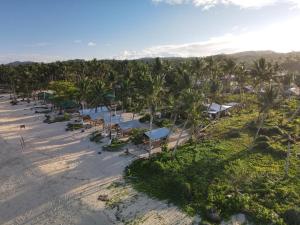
[0,0,300,63]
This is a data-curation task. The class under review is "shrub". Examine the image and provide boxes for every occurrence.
[139,114,150,123]
[154,118,173,128]
[129,128,147,145]
[225,129,241,138]
[283,208,300,225]
[260,126,284,136]
[66,123,83,131]
[90,131,103,143]
[246,120,257,132]
[252,140,287,158]
[255,135,271,142]
[103,139,127,151]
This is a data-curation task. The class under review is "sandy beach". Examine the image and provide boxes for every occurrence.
[0,94,194,225]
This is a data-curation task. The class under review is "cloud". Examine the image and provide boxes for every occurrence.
[88,42,96,47]
[152,0,300,9]
[117,16,300,59]
[74,40,82,44]
[24,42,51,47]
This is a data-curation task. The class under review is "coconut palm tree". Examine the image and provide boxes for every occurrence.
[235,63,249,102]
[172,88,204,157]
[77,77,91,111]
[251,58,273,92]
[253,86,280,142]
[89,79,107,112]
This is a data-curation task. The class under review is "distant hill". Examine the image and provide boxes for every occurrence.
[227,51,300,73]
[4,51,300,73]
[6,61,35,66]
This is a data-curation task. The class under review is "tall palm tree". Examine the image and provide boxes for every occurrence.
[235,63,248,102]
[251,58,273,92]
[77,77,91,111]
[172,88,204,157]
[147,73,166,154]
[253,86,280,142]
[89,79,106,112]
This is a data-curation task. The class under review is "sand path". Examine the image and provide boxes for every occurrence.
[0,95,193,225]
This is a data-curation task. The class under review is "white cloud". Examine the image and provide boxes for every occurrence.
[24,42,51,47]
[117,16,300,59]
[152,0,300,9]
[88,41,96,47]
[74,40,82,44]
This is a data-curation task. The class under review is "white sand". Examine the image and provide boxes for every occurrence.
[0,94,194,225]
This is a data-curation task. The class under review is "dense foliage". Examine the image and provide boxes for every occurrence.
[126,97,300,224]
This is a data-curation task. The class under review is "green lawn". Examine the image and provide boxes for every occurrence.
[126,97,300,225]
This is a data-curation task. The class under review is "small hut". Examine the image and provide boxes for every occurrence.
[144,127,170,148]
[117,120,144,136]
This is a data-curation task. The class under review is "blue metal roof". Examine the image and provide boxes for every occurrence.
[118,120,143,130]
[144,127,170,141]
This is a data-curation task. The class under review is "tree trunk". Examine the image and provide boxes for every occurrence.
[172,118,188,158]
[285,135,292,177]
[254,113,265,142]
[109,109,112,140]
[166,113,177,143]
[148,110,153,156]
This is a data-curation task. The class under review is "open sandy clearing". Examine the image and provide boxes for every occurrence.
[0,94,194,225]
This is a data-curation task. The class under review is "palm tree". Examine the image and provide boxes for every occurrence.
[235,63,248,102]
[77,77,91,111]
[89,79,106,112]
[172,88,204,157]
[147,73,165,154]
[251,58,273,92]
[253,86,280,142]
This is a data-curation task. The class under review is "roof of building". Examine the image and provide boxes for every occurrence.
[118,120,143,131]
[206,102,238,114]
[79,106,108,120]
[101,113,124,125]
[144,127,170,141]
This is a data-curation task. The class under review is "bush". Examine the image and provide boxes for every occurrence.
[283,208,300,225]
[139,114,150,123]
[225,129,241,138]
[246,120,257,132]
[260,126,284,136]
[66,123,83,131]
[103,139,127,151]
[89,131,103,143]
[255,135,271,142]
[129,128,147,145]
[154,118,173,128]
[253,140,287,158]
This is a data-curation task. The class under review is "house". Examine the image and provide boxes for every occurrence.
[79,106,109,120]
[144,127,170,148]
[117,120,144,136]
[101,112,124,127]
[206,102,238,118]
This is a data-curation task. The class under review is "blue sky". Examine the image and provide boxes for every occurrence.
[0,0,300,63]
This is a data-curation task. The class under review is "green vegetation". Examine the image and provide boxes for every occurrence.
[103,139,128,151]
[65,123,83,131]
[89,131,103,143]
[44,113,71,124]
[129,128,147,145]
[126,98,300,225]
